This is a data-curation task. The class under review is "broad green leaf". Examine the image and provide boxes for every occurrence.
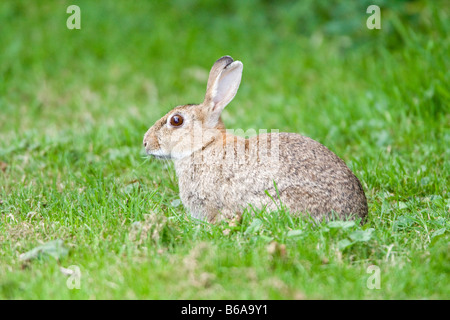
[349,228,374,242]
[397,202,408,210]
[245,219,263,235]
[19,240,68,262]
[431,228,446,239]
[287,229,303,237]
[430,228,447,245]
[258,235,274,243]
[394,216,415,230]
[327,221,355,230]
[338,239,353,250]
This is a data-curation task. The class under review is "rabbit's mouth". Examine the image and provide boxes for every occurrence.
[151,154,172,160]
[147,149,172,160]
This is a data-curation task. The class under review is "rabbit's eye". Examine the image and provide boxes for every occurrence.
[169,114,184,127]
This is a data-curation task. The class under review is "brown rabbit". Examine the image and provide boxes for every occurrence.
[143,56,368,223]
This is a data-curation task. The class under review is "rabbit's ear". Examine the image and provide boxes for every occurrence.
[204,56,243,125]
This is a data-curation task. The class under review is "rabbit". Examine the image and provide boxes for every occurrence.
[143,56,368,223]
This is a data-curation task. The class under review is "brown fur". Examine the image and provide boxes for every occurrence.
[143,56,368,223]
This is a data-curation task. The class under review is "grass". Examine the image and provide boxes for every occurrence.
[0,0,449,299]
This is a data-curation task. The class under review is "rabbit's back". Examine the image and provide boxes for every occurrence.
[274,133,368,221]
[175,132,368,222]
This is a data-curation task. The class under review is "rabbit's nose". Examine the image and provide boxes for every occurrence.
[144,141,148,147]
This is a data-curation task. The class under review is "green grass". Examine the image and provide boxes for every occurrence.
[0,0,449,299]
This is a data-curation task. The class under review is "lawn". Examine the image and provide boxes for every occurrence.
[0,0,449,299]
